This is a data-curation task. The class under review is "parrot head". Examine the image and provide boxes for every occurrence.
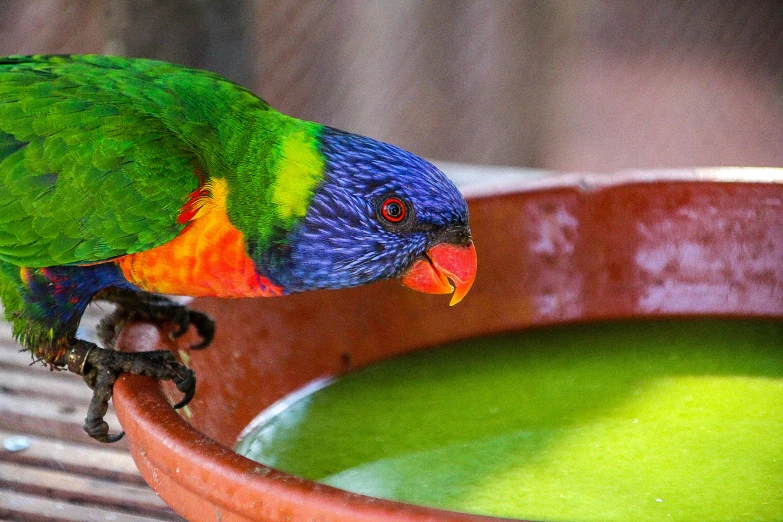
[262,127,477,305]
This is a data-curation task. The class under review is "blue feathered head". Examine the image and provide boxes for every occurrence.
[262,127,476,304]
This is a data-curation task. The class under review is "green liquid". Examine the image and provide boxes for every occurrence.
[236,320,783,521]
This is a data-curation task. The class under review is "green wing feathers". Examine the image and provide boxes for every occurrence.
[0,55,271,267]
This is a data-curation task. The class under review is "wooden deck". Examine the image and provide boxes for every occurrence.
[0,306,182,521]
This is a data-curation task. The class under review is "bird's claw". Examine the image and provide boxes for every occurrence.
[84,417,125,443]
[126,299,214,351]
[173,378,196,409]
[65,340,196,443]
[169,308,214,350]
[97,289,215,351]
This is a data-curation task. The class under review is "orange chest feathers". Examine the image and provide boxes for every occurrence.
[116,179,283,298]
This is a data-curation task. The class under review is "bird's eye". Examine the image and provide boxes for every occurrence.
[380,197,407,223]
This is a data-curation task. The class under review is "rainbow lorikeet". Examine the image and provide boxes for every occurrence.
[0,55,477,442]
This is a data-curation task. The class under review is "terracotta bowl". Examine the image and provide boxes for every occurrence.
[113,167,783,522]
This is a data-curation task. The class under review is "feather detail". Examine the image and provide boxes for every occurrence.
[177,169,210,225]
[117,178,282,297]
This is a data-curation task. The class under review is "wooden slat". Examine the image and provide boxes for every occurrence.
[0,322,14,343]
[0,343,39,369]
[0,461,173,519]
[0,365,94,402]
[0,489,177,522]
[0,429,143,485]
[0,310,127,449]
[0,391,127,450]
[0,344,65,372]
[0,305,181,520]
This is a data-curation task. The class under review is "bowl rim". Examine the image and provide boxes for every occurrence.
[114,352,517,521]
[113,166,783,522]
[454,165,783,200]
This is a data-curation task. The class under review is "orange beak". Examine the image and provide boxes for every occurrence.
[400,241,477,306]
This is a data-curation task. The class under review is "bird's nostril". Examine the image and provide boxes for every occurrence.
[455,227,471,245]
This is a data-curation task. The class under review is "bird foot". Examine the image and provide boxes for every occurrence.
[96,290,214,351]
[65,340,195,443]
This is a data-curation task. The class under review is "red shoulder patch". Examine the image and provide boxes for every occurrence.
[177,169,209,225]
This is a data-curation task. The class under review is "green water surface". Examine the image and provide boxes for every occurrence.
[236,319,783,521]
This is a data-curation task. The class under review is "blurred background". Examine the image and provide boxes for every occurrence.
[1,0,782,171]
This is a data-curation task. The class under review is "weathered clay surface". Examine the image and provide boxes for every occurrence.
[114,170,783,521]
